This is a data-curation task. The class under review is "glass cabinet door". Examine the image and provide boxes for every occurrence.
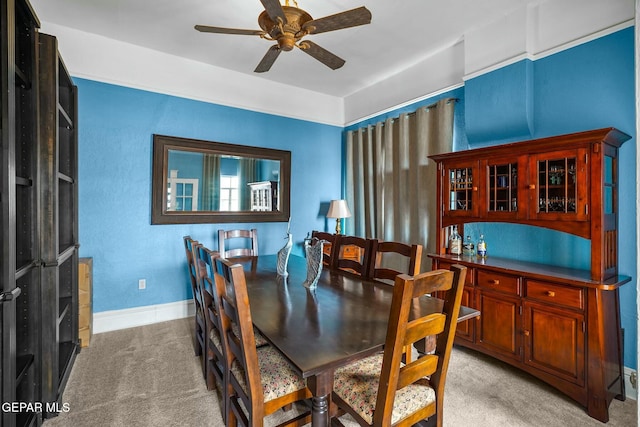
[443,161,478,217]
[529,149,588,221]
[487,162,518,213]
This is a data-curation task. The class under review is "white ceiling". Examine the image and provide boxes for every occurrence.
[30,0,545,98]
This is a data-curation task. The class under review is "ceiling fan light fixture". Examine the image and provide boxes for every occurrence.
[196,0,371,72]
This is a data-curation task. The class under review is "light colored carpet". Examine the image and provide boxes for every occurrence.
[42,317,637,427]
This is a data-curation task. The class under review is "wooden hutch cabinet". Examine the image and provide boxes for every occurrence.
[1,1,79,425]
[428,128,630,423]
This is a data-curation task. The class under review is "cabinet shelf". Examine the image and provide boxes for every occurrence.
[15,176,32,186]
[15,260,37,280]
[57,341,77,386]
[15,354,34,385]
[57,172,74,183]
[58,106,72,129]
[58,297,71,324]
[14,65,31,89]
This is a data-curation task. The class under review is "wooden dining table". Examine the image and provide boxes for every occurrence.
[237,254,479,427]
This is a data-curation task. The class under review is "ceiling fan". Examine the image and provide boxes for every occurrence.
[195,0,372,73]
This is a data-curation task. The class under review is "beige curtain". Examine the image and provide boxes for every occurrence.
[345,98,455,272]
[239,158,258,210]
[202,154,221,211]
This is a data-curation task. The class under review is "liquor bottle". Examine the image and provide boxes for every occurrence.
[477,234,487,258]
[449,225,462,256]
[463,235,475,257]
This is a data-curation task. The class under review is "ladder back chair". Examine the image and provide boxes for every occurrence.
[216,257,312,427]
[332,264,467,427]
[197,246,270,419]
[194,245,226,393]
[332,235,376,277]
[183,236,207,370]
[370,241,423,284]
[311,230,338,267]
[218,228,259,259]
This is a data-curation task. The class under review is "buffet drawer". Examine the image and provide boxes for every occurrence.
[477,270,520,296]
[526,280,583,310]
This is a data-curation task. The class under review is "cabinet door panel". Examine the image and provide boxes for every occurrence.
[482,156,528,220]
[523,301,585,386]
[528,149,588,222]
[476,290,521,360]
[442,160,479,219]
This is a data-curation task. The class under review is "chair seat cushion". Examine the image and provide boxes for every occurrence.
[209,329,223,353]
[253,329,269,347]
[333,353,435,425]
[210,326,268,352]
[231,345,307,403]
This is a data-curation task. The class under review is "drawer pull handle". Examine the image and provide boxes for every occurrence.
[523,330,530,336]
[528,184,536,190]
[489,279,500,285]
[546,291,556,297]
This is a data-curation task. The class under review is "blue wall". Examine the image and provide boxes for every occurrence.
[76,27,636,369]
[347,28,637,369]
[76,79,343,312]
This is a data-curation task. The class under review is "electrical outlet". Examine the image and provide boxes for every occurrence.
[138,279,146,290]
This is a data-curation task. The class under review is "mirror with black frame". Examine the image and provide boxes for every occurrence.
[151,134,291,224]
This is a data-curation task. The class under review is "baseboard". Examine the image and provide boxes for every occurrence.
[624,366,637,400]
[93,300,195,334]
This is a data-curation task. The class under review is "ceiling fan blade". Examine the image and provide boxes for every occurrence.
[254,45,282,73]
[303,6,371,35]
[299,41,345,70]
[195,25,264,36]
[260,0,287,24]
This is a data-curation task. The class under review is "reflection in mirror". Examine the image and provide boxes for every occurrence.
[166,150,281,212]
[152,135,290,224]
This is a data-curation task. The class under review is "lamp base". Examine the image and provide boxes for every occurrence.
[335,218,341,234]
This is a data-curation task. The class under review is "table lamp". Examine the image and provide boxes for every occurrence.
[326,199,351,234]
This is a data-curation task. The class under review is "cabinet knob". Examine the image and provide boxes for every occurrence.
[523,330,530,336]
[489,279,500,285]
[546,290,556,297]
[528,184,536,190]
[473,186,478,191]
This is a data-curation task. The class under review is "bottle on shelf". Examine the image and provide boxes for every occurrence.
[463,235,475,257]
[477,234,487,258]
[449,225,462,256]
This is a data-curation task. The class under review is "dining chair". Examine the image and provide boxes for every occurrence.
[216,257,312,427]
[195,246,271,421]
[332,234,376,277]
[183,236,207,369]
[311,230,338,267]
[218,228,259,259]
[194,245,226,394]
[331,264,467,427]
[370,241,423,284]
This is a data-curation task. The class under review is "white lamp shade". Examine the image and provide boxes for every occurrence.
[326,199,352,219]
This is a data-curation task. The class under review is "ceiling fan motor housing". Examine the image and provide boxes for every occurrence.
[258,6,313,51]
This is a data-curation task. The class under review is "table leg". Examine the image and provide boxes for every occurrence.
[307,370,334,427]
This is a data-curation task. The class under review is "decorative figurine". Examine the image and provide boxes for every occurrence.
[303,237,325,289]
[277,220,293,276]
